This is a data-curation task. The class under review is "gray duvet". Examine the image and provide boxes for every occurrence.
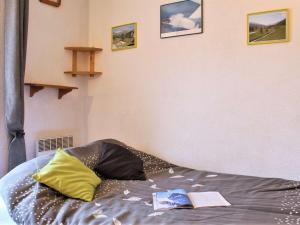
[0,139,299,225]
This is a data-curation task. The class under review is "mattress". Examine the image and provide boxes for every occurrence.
[0,139,299,225]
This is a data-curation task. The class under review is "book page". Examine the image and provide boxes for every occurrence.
[153,189,193,210]
[187,192,231,208]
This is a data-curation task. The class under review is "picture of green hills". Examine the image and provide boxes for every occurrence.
[248,10,288,44]
[112,23,137,51]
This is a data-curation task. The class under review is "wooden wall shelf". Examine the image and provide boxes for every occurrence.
[64,46,103,78]
[64,47,103,52]
[64,71,103,77]
[25,83,78,99]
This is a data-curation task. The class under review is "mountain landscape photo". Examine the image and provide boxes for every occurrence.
[112,23,136,50]
[248,10,288,43]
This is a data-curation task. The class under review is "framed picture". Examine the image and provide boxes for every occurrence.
[111,23,137,51]
[247,9,289,45]
[39,0,61,7]
[160,0,203,39]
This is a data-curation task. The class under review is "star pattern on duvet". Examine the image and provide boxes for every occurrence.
[150,184,160,189]
[148,212,165,217]
[170,175,184,179]
[274,181,300,224]
[144,201,153,206]
[169,168,175,174]
[3,142,300,225]
[113,217,122,225]
[206,174,218,178]
[192,184,205,188]
[122,196,142,202]
[124,190,130,195]
[93,209,108,219]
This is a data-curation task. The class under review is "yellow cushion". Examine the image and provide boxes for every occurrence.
[32,149,101,202]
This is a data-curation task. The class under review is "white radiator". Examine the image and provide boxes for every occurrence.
[36,136,74,156]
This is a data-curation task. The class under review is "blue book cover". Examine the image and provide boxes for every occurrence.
[153,189,193,210]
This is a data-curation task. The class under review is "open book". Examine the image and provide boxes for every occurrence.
[152,189,231,210]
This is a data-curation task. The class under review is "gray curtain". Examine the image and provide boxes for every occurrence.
[4,0,29,171]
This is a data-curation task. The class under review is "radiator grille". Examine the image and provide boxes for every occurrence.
[36,136,74,156]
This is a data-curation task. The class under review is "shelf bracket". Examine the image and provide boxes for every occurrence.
[58,88,73,99]
[29,85,44,97]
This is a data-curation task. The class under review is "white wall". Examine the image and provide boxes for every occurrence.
[24,0,89,160]
[0,1,8,177]
[88,0,300,181]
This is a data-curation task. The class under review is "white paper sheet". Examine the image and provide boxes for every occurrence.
[187,192,231,208]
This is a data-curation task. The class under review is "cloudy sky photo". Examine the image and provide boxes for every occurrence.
[161,0,202,34]
[249,11,287,26]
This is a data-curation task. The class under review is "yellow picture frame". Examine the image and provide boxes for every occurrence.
[247,9,290,45]
[111,22,137,51]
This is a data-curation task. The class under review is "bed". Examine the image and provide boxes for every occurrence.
[0,139,299,225]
